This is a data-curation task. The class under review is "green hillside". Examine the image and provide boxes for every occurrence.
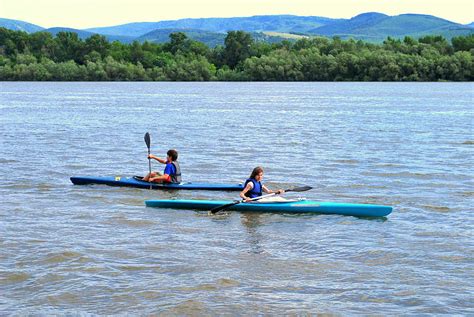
[45,27,96,39]
[138,29,227,47]
[311,13,474,42]
[87,15,338,37]
[138,29,297,47]
[0,18,43,33]
[43,27,135,43]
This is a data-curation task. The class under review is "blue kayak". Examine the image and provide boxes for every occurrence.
[70,176,244,191]
[145,199,393,217]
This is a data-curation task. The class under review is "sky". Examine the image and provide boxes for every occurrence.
[1,0,473,29]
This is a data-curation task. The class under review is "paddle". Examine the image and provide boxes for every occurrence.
[209,185,312,214]
[144,132,152,189]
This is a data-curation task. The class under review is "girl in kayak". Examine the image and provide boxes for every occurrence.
[240,166,284,202]
[142,149,182,183]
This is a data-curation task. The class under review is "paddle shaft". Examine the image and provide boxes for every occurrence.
[242,191,278,202]
[144,132,152,189]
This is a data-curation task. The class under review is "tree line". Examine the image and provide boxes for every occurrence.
[0,27,473,81]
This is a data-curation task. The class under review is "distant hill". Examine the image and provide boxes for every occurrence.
[138,28,227,46]
[262,32,309,40]
[0,18,44,33]
[87,15,339,37]
[137,28,299,47]
[86,22,161,38]
[309,12,389,35]
[44,27,97,39]
[41,27,136,43]
[467,22,474,28]
[310,13,474,41]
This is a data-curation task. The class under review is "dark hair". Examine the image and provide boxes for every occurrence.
[249,166,264,179]
[167,149,178,161]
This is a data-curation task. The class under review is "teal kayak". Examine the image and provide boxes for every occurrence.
[70,176,244,191]
[145,199,393,217]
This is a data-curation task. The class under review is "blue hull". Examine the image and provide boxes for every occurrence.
[145,199,393,217]
[70,176,244,191]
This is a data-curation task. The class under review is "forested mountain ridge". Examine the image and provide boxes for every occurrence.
[0,18,44,33]
[86,15,338,36]
[309,13,473,41]
[1,13,472,45]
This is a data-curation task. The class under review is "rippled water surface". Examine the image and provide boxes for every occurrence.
[1,82,473,315]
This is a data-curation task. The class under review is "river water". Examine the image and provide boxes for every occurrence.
[1,82,473,315]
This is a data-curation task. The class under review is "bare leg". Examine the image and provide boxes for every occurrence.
[142,171,157,182]
[149,171,164,183]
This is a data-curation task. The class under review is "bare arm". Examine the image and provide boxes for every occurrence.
[239,182,254,201]
[262,185,284,195]
[148,154,167,164]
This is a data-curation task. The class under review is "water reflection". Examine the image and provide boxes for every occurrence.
[240,213,266,254]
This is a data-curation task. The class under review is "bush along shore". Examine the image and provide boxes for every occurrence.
[0,28,473,81]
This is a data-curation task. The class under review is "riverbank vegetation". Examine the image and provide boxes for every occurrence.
[0,28,472,81]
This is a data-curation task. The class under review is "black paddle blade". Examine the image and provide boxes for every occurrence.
[144,132,151,149]
[287,185,312,192]
[209,200,240,214]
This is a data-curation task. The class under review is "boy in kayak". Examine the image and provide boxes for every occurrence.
[142,149,182,183]
[240,166,284,202]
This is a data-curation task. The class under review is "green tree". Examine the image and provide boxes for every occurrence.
[0,64,14,80]
[28,32,56,59]
[452,34,474,52]
[15,53,37,65]
[335,52,361,80]
[146,66,167,81]
[216,65,248,81]
[299,49,338,81]
[85,60,108,80]
[223,31,254,69]
[45,60,85,80]
[0,55,11,67]
[0,28,29,56]
[129,41,144,64]
[109,41,130,62]
[419,35,452,55]
[243,49,303,81]
[165,32,189,54]
[164,55,216,81]
[54,32,85,63]
[13,62,50,80]
[85,34,110,59]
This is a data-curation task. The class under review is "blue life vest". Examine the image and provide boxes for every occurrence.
[163,161,182,183]
[170,161,182,183]
[244,178,262,198]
